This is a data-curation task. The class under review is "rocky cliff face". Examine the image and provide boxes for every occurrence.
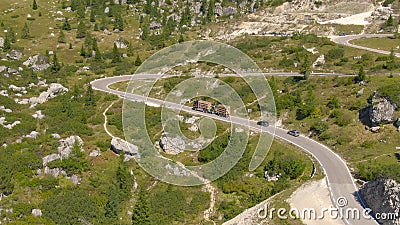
[360,179,400,225]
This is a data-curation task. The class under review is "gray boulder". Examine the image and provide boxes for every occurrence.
[0,37,4,48]
[369,96,397,125]
[29,83,68,105]
[26,131,40,139]
[32,110,45,119]
[214,3,223,16]
[6,50,23,60]
[7,67,18,74]
[51,133,61,139]
[23,54,50,71]
[58,136,83,158]
[89,148,101,157]
[103,29,112,35]
[114,37,129,48]
[42,153,61,166]
[149,21,162,30]
[114,0,127,4]
[32,209,42,217]
[223,6,237,15]
[360,179,400,225]
[42,136,83,166]
[159,134,185,155]
[111,137,138,156]
[43,166,66,177]
[71,174,81,185]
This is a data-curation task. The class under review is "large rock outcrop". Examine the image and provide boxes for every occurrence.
[29,83,68,106]
[159,134,185,155]
[23,54,50,71]
[114,37,129,48]
[58,136,83,158]
[360,179,400,225]
[6,50,23,60]
[111,137,138,156]
[369,96,398,125]
[42,136,84,166]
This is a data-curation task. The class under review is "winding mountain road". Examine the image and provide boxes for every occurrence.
[91,73,379,225]
[90,31,400,225]
[330,33,400,58]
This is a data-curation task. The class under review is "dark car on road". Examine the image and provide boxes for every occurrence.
[257,121,269,127]
[287,130,300,137]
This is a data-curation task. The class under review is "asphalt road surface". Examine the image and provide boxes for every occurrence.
[91,74,379,225]
[330,34,400,58]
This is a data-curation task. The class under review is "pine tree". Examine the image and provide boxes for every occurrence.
[141,23,149,40]
[300,54,311,80]
[21,23,30,39]
[84,32,93,49]
[8,28,16,43]
[181,0,191,26]
[200,0,207,15]
[178,34,184,43]
[144,0,151,14]
[62,18,72,31]
[72,84,80,101]
[90,9,96,22]
[58,30,66,43]
[207,0,215,22]
[390,48,396,62]
[85,84,96,106]
[93,38,102,61]
[70,0,80,11]
[80,44,86,56]
[77,3,85,18]
[114,14,124,31]
[134,55,142,66]
[132,190,151,225]
[357,66,366,82]
[116,161,132,198]
[94,23,99,31]
[163,17,175,37]
[51,53,61,72]
[3,35,11,52]
[388,14,394,27]
[139,15,144,25]
[32,0,38,10]
[111,43,121,63]
[127,42,134,57]
[76,21,86,38]
[105,185,120,219]
[69,43,73,49]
